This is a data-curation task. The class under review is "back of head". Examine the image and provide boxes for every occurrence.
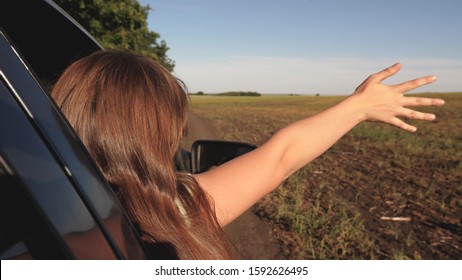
[52,50,187,178]
[51,50,232,259]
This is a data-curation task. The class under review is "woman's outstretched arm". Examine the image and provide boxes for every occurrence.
[194,63,445,226]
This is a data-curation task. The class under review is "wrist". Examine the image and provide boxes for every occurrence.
[341,93,368,124]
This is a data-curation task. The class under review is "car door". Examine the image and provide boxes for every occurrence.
[0,0,152,260]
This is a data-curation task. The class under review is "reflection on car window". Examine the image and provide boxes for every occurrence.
[0,242,31,260]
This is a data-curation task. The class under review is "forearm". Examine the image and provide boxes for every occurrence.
[270,94,364,180]
[197,94,365,225]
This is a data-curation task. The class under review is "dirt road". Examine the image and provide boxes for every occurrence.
[184,111,282,259]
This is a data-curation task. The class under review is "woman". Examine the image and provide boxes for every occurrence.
[51,50,444,259]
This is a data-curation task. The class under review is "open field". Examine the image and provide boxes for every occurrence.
[189,92,462,259]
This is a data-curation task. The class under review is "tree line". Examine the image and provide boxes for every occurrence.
[195,91,261,96]
[54,0,174,71]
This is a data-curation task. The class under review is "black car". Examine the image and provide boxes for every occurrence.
[0,0,255,260]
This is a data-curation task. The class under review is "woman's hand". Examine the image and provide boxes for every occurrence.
[352,63,445,132]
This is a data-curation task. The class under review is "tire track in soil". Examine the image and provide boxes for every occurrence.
[184,111,283,259]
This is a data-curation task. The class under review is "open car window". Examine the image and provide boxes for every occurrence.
[0,0,102,90]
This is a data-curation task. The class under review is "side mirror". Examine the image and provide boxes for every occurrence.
[191,140,257,173]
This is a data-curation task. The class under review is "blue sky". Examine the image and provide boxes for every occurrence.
[139,0,462,95]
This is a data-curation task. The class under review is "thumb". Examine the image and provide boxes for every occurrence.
[371,63,401,82]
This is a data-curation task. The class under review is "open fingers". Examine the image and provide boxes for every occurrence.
[394,75,437,92]
[399,107,436,121]
[401,96,445,107]
[390,117,417,132]
[368,63,401,82]
[391,107,439,132]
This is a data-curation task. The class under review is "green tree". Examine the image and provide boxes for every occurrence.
[54,0,175,71]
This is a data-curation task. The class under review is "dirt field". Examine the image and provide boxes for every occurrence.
[187,92,462,260]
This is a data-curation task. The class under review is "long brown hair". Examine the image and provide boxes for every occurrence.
[51,50,232,259]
